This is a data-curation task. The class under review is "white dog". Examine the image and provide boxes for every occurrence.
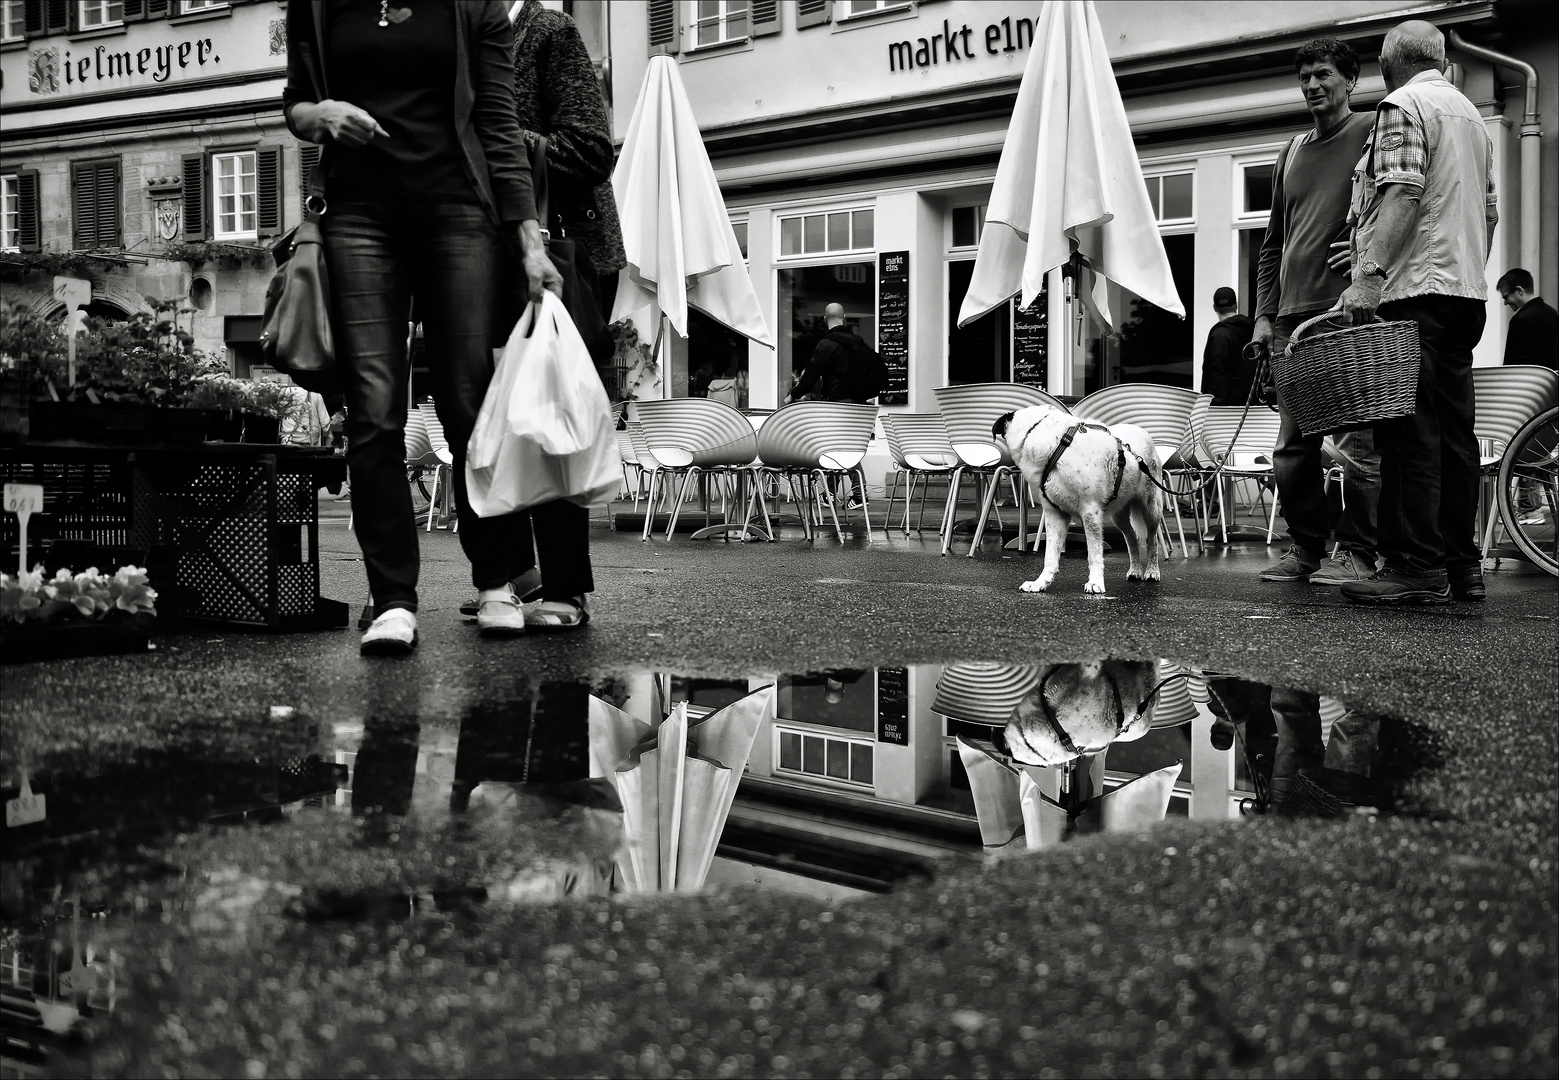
[994,404,1164,594]
[999,660,1157,767]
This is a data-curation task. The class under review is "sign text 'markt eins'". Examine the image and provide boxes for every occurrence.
[889,16,1034,72]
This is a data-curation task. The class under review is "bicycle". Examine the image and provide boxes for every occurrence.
[1495,404,1559,577]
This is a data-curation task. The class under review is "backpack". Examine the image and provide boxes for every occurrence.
[844,336,890,402]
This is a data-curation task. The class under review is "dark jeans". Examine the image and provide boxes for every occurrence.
[323,196,593,611]
[1272,310,1381,557]
[1373,295,1486,575]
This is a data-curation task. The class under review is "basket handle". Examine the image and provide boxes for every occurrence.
[1285,307,1383,356]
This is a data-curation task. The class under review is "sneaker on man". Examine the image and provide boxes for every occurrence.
[476,585,527,636]
[1258,545,1323,582]
[360,608,418,656]
[1340,567,1451,605]
[1308,548,1377,585]
[1447,565,1486,602]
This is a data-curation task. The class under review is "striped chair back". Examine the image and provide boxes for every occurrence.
[1149,660,1209,729]
[1472,365,1559,456]
[1181,394,1214,468]
[635,398,759,468]
[931,663,1045,726]
[418,402,451,458]
[1201,405,1281,465]
[880,413,959,470]
[933,383,1069,468]
[404,407,433,461]
[1073,383,1203,463]
[624,421,663,472]
[755,401,878,470]
[616,430,639,467]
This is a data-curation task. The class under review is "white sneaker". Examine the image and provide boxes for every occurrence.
[476,586,527,637]
[360,608,417,656]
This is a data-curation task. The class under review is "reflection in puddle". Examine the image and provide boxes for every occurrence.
[0,659,1436,1072]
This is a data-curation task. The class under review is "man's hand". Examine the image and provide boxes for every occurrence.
[317,101,389,147]
[1325,240,1352,273]
[1338,274,1384,325]
[516,221,564,305]
[1250,315,1275,354]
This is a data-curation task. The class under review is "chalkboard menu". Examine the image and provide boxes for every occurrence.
[877,251,910,405]
[876,667,909,745]
[1012,286,1048,388]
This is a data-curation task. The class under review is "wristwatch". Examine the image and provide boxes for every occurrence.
[1359,258,1389,280]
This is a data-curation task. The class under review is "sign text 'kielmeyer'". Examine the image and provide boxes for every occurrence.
[28,36,219,96]
[889,16,1035,72]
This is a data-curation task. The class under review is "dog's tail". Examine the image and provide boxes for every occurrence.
[992,411,1016,440]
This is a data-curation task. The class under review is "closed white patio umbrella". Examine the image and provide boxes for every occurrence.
[611,54,773,372]
[958,0,1184,333]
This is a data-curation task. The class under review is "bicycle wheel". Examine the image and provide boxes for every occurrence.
[1496,405,1559,577]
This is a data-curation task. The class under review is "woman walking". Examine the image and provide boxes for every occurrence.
[284,0,561,655]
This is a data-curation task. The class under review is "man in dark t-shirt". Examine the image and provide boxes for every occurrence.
[1202,287,1256,405]
[1252,38,1382,588]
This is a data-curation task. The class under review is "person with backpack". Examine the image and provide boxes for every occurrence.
[787,303,883,405]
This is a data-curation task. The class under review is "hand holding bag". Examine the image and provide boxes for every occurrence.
[532,137,614,366]
[467,291,620,517]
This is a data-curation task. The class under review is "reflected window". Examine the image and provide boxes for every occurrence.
[776,670,874,732]
[775,726,874,787]
[1075,232,1195,392]
[777,263,877,398]
[681,307,749,407]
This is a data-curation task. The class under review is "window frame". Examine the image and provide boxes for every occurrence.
[210,148,258,241]
[76,0,124,31]
[729,216,749,262]
[0,0,26,43]
[175,0,226,13]
[686,0,750,52]
[1233,154,1280,228]
[0,173,19,251]
[948,202,988,251]
[835,0,912,21]
[773,723,875,789]
[1141,168,1197,229]
[774,204,876,261]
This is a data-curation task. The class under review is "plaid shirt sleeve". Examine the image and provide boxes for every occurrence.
[1370,103,1426,192]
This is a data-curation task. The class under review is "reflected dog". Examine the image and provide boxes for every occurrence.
[999,660,1157,767]
[993,404,1164,594]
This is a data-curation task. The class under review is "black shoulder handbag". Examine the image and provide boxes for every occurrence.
[260,36,337,394]
[532,137,614,366]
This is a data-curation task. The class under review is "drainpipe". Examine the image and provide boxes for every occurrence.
[1449,30,1542,292]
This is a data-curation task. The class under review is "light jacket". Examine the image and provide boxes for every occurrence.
[1350,70,1497,303]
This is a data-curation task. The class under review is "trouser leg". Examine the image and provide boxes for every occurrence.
[1271,311,1331,556]
[1333,427,1380,554]
[508,499,596,601]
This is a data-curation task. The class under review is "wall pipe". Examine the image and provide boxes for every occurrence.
[1448,30,1542,292]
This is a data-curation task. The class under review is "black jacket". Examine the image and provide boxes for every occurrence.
[1202,314,1256,406]
[793,327,866,403]
[282,1,537,234]
[511,1,624,275]
[1504,297,1559,371]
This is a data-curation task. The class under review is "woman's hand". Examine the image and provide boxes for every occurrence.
[311,100,389,147]
[517,221,564,305]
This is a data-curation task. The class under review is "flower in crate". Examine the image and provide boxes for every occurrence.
[109,566,158,616]
[1,565,46,623]
[44,566,100,617]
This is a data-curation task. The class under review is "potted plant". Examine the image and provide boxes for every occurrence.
[240,379,302,444]
[185,376,252,441]
[0,563,158,662]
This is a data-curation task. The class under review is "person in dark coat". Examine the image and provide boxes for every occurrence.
[1497,268,1559,370]
[788,303,869,404]
[1201,287,1256,406]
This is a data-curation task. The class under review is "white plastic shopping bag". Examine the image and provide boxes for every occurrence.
[466,291,619,516]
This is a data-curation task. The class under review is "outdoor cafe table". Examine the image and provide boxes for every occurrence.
[1,440,348,631]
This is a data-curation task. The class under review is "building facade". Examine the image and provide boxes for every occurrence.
[608,0,1558,410]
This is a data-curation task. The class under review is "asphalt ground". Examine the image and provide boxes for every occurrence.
[3,495,1556,1077]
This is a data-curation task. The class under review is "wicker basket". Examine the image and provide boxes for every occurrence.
[1272,310,1420,437]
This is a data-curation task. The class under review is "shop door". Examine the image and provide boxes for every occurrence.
[1071,232,1195,393]
[947,259,1011,384]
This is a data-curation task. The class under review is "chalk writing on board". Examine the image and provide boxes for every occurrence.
[877,251,910,406]
[1012,286,1048,388]
[877,667,909,745]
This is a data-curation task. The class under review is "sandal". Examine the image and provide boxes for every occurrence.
[524,595,590,631]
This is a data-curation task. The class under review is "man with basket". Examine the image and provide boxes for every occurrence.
[1250,38,1381,588]
[1336,20,1499,605]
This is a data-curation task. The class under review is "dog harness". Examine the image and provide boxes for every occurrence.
[1032,666,1129,758]
[1034,422,1130,507]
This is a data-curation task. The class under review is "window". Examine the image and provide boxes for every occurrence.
[71,158,120,249]
[730,219,748,260]
[1,0,25,42]
[1143,172,1194,223]
[176,0,225,12]
[838,0,910,18]
[1,171,39,252]
[1242,164,1274,215]
[776,728,874,787]
[777,263,876,397]
[77,1,123,29]
[690,0,747,48]
[777,208,874,257]
[951,204,987,249]
[212,150,257,239]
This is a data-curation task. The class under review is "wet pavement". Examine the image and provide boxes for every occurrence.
[2,511,1555,1077]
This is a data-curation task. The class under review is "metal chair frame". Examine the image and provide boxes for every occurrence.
[880,413,961,537]
[746,401,879,544]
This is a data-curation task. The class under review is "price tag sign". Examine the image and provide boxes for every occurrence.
[4,482,44,574]
[54,276,92,387]
[5,778,46,828]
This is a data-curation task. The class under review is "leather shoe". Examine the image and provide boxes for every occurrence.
[1448,566,1486,602]
[1340,567,1451,606]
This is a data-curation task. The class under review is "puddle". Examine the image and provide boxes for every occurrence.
[0,659,1443,1072]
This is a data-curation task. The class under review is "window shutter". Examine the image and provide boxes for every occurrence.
[298,144,321,206]
[255,144,283,238]
[752,0,780,36]
[16,171,41,253]
[123,0,146,19]
[147,0,169,16]
[180,151,206,240]
[72,163,96,249]
[647,0,678,56]
[44,0,68,33]
[796,0,831,30]
[23,0,44,35]
[71,160,119,249]
[95,160,120,248]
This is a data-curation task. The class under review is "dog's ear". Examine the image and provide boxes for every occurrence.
[992,411,1016,439]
